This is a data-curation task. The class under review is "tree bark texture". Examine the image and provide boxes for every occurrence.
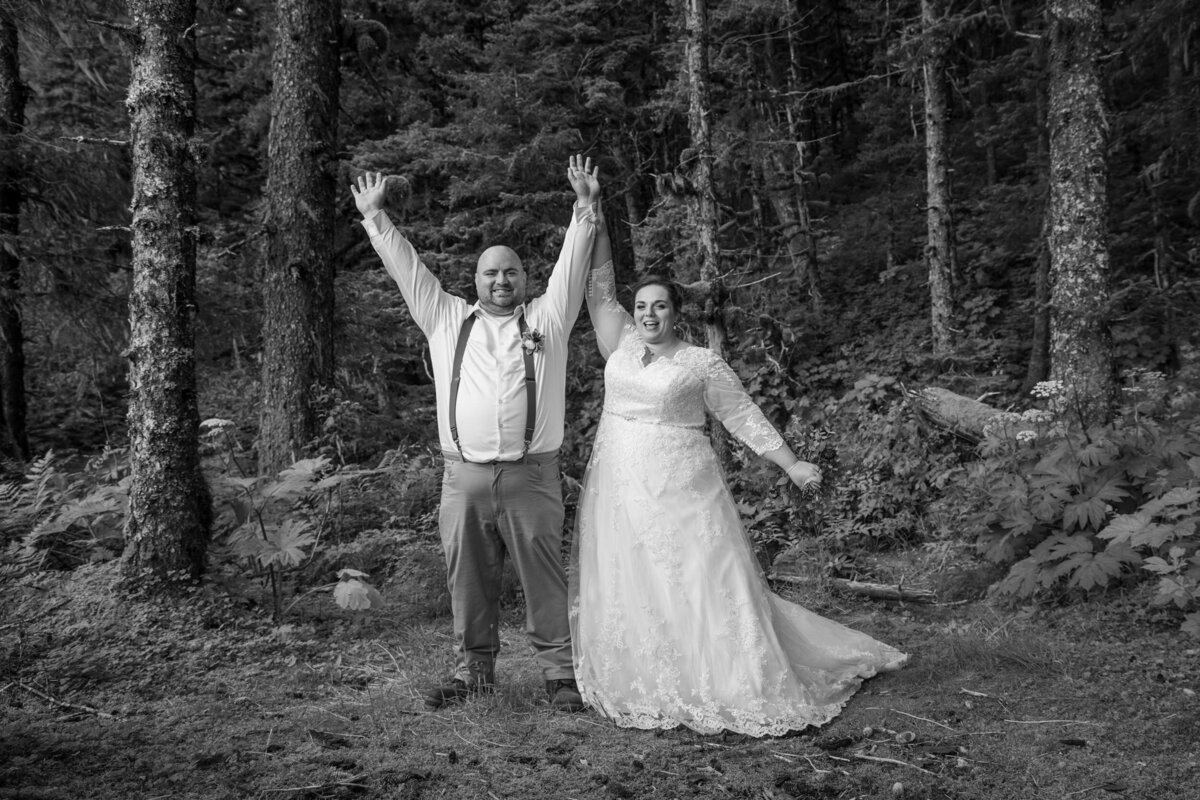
[1021,34,1052,398]
[922,0,957,355]
[122,0,211,580]
[780,1,822,311]
[1047,0,1115,425]
[0,9,28,461]
[683,0,731,465]
[258,0,341,473]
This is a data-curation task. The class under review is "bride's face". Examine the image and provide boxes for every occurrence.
[633,285,679,346]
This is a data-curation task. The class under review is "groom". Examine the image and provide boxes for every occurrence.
[351,156,600,711]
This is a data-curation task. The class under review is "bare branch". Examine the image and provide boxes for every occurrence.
[17,682,117,719]
[86,17,136,40]
[59,135,129,148]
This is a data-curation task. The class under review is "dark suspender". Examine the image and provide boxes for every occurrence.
[448,314,477,458]
[448,312,536,461]
[517,315,536,456]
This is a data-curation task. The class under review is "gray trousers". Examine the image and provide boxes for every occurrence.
[438,450,574,683]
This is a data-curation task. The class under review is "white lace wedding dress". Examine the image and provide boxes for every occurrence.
[568,263,907,737]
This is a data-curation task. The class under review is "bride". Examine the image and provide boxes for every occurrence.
[569,192,907,737]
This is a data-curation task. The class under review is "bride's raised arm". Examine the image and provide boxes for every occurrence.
[585,207,631,360]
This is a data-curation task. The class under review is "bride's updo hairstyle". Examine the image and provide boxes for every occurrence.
[631,274,685,315]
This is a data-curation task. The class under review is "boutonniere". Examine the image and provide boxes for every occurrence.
[521,327,545,354]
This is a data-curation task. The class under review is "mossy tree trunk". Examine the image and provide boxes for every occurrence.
[0,8,28,462]
[922,0,958,356]
[683,0,731,465]
[1047,0,1115,425]
[258,0,341,473]
[121,0,211,581]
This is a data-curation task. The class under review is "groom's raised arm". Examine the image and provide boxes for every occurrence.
[352,171,458,333]
[539,155,600,329]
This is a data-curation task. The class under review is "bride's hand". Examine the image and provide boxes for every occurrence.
[786,461,822,490]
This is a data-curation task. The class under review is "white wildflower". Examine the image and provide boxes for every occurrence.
[1031,380,1065,399]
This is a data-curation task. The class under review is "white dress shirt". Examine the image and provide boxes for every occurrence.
[362,203,596,461]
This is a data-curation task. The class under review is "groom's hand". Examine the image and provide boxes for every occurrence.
[351,171,389,218]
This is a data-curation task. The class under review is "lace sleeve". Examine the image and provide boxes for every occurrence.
[587,260,632,360]
[701,351,785,456]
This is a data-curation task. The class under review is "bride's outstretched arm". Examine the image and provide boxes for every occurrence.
[586,208,631,359]
[702,354,822,489]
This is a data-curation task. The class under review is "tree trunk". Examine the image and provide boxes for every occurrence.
[1153,20,1190,374]
[780,0,822,311]
[765,151,821,310]
[1021,214,1052,396]
[683,0,731,464]
[121,0,211,580]
[922,0,957,355]
[1021,33,1052,398]
[1047,0,1114,425]
[258,0,341,473]
[0,8,28,462]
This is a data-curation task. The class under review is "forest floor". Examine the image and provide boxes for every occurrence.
[1,542,1198,800]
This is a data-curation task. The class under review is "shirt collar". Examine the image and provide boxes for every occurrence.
[467,302,528,320]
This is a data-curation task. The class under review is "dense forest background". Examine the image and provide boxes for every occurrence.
[1,0,1198,628]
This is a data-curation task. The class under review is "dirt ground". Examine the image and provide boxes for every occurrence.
[2,547,1199,800]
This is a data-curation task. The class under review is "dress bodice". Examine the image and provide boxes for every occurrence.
[600,328,785,456]
[604,341,709,429]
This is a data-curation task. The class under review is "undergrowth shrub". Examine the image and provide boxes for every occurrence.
[957,373,1200,636]
[1,422,417,623]
[734,371,963,572]
[203,419,391,622]
[821,374,963,553]
[0,449,129,575]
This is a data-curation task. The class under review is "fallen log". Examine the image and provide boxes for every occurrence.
[908,386,1005,443]
[909,385,1040,446]
[768,573,937,603]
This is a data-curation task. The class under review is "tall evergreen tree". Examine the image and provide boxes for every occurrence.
[121,0,211,580]
[1022,28,1053,397]
[258,0,341,472]
[1047,0,1114,423]
[0,6,28,461]
[922,0,958,355]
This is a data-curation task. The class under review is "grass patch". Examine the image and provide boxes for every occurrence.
[904,616,1065,686]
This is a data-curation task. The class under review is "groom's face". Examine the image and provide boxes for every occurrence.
[475,246,527,315]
